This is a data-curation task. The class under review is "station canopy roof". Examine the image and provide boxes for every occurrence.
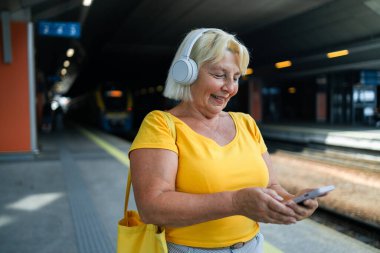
[1,0,380,96]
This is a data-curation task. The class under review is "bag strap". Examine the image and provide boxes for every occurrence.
[123,111,176,217]
[124,170,132,216]
[161,111,176,140]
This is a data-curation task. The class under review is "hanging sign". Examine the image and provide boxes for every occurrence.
[38,21,81,38]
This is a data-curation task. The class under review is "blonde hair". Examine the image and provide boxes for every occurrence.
[163,28,250,101]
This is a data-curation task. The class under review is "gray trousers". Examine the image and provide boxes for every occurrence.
[167,233,264,253]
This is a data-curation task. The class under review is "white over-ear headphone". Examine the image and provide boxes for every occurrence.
[171,28,211,85]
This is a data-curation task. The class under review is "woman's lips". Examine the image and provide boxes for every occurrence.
[211,94,226,104]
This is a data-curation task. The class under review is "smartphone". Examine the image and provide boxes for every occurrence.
[293,185,335,204]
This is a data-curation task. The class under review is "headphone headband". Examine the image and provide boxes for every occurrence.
[180,28,211,58]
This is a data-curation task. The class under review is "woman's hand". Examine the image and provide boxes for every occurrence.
[284,189,319,221]
[268,183,295,202]
[232,187,297,225]
[261,152,318,222]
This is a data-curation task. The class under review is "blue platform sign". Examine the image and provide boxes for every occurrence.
[38,21,81,38]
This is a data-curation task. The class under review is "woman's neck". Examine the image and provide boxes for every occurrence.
[172,101,222,121]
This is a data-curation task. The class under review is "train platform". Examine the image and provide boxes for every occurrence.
[0,126,379,253]
[259,123,380,152]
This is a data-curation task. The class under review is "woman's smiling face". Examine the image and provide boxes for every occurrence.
[190,50,241,116]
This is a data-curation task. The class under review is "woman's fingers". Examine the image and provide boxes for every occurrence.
[265,196,297,224]
[285,198,319,220]
[235,187,301,224]
[254,189,297,224]
[263,188,284,202]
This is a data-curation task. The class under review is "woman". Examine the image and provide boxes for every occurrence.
[129,28,318,253]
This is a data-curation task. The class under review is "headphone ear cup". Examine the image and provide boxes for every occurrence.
[187,58,198,84]
[171,58,198,85]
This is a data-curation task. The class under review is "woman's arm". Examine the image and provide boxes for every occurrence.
[262,151,319,220]
[130,148,236,227]
[130,148,298,227]
[262,152,294,200]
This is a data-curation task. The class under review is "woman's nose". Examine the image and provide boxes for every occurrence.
[222,78,236,92]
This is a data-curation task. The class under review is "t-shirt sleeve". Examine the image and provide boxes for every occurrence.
[252,119,268,154]
[129,110,178,156]
[241,113,268,154]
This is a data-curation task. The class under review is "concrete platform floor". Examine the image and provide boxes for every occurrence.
[0,126,379,253]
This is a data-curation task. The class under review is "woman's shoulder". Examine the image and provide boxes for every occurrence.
[228,112,261,130]
[138,110,170,130]
[228,111,254,122]
[143,110,166,121]
[146,110,164,116]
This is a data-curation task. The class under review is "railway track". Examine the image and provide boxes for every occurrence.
[310,208,380,249]
[266,140,380,249]
[266,139,380,173]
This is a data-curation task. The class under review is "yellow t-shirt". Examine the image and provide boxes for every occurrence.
[129,110,269,248]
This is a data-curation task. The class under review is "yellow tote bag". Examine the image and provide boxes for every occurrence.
[117,111,174,252]
[116,170,168,253]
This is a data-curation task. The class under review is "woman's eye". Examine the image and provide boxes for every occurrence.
[214,74,225,78]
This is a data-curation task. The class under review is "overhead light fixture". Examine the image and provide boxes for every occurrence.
[63,60,70,68]
[83,0,93,6]
[245,68,253,75]
[66,48,75,58]
[275,60,292,69]
[61,68,67,76]
[327,49,349,58]
[288,87,296,94]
